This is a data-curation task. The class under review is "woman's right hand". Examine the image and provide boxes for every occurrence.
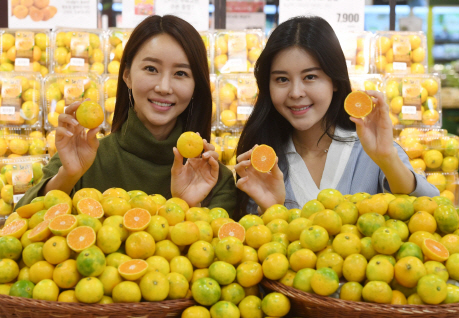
[235,145,286,213]
[55,99,100,180]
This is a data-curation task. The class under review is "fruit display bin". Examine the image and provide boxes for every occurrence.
[105,28,133,76]
[371,31,427,75]
[51,28,106,75]
[213,29,264,74]
[43,73,103,131]
[0,72,44,130]
[0,295,196,318]
[216,73,258,130]
[0,29,51,77]
[384,74,442,129]
[425,171,459,206]
[336,31,373,74]
[262,278,459,318]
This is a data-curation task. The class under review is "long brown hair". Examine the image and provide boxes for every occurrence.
[111,15,212,141]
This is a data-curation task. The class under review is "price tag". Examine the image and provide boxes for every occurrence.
[237,106,254,115]
[402,106,417,115]
[15,58,30,67]
[70,58,85,67]
[279,0,365,33]
[0,107,16,115]
[393,62,408,71]
[13,194,24,204]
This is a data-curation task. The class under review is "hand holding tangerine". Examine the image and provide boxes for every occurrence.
[176,131,204,158]
[75,101,104,130]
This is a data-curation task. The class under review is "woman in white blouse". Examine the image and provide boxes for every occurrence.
[233,16,439,218]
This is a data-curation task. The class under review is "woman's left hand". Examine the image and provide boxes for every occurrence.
[350,90,396,165]
[171,139,220,207]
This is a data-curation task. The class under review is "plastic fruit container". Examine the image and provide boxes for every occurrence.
[222,134,240,166]
[214,29,264,74]
[0,154,50,209]
[200,31,213,73]
[384,74,442,128]
[102,74,117,131]
[0,71,43,129]
[349,74,383,92]
[210,74,217,127]
[43,73,103,131]
[0,29,51,77]
[393,127,447,139]
[372,31,427,75]
[425,171,458,206]
[217,73,258,130]
[336,31,372,74]
[51,28,106,75]
[106,28,132,75]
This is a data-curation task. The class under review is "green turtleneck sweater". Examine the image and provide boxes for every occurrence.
[16,109,237,215]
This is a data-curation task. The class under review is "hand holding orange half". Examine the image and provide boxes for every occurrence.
[235,144,286,212]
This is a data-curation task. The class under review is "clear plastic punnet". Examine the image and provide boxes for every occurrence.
[102,74,118,131]
[0,154,50,210]
[216,73,258,130]
[51,28,106,75]
[222,134,240,166]
[425,171,458,207]
[210,74,217,128]
[214,29,264,74]
[0,29,51,77]
[393,127,447,139]
[349,74,383,92]
[0,71,43,129]
[43,73,103,131]
[200,31,214,73]
[371,31,427,75]
[106,28,133,75]
[336,31,372,74]
[384,74,442,129]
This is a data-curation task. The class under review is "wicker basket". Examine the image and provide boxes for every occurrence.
[261,278,459,318]
[0,294,196,318]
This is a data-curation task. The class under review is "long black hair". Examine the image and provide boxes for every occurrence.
[234,16,354,219]
[111,15,212,141]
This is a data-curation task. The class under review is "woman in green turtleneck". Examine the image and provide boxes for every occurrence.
[16,15,237,215]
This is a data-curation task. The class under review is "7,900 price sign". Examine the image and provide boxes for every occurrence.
[279,0,365,33]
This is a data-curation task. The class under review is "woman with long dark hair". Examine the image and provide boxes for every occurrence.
[17,15,236,213]
[234,16,438,219]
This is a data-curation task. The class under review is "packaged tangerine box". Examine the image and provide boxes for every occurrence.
[0,71,43,129]
[425,171,458,207]
[51,28,106,75]
[106,28,133,75]
[214,29,264,74]
[0,29,51,77]
[384,74,442,128]
[200,31,213,73]
[372,31,427,75]
[102,74,117,132]
[336,31,372,74]
[217,73,258,130]
[43,73,103,131]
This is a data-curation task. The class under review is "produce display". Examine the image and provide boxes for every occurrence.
[0,29,50,77]
[106,28,132,76]
[336,31,372,74]
[372,31,427,75]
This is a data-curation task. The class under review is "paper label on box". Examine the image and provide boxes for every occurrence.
[393,62,407,71]
[64,79,84,106]
[401,78,422,120]
[69,58,85,67]
[237,77,258,106]
[1,79,21,121]
[401,106,417,115]
[0,107,16,115]
[393,36,411,64]
[15,31,34,58]
[13,194,24,204]
[70,32,89,72]
[12,163,33,194]
[227,32,248,73]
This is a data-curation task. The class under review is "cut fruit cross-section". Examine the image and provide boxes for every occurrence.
[0,219,28,239]
[66,226,96,252]
[344,91,374,119]
[218,222,246,242]
[76,198,104,219]
[422,238,449,262]
[123,208,151,231]
[43,203,71,221]
[16,201,45,219]
[49,214,78,237]
[251,144,276,173]
[27,219,51,242]
[118,259,148,281]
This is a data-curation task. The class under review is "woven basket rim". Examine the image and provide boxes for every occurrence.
[261,278,459,315]
[0,294,196,315]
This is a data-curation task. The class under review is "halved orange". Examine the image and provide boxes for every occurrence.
[1,219,28,239]
[344,91,374,118]
[66,226,96,252]
[16,201,45,219]
[49,214,78,237]
[28,220,51,242]
[251,144,276,173]
[422,238,449,262]
[76,198,104,219]
[218,222,246,242]
[118,259,148,281]
[123,208,151,231]
[43,203,71,221]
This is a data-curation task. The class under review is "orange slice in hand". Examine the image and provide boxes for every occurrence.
[344,91,374,118]
[123,208,151,231]
[251,144,276,173]
[218,222,246,242]
[422,238,449,262]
